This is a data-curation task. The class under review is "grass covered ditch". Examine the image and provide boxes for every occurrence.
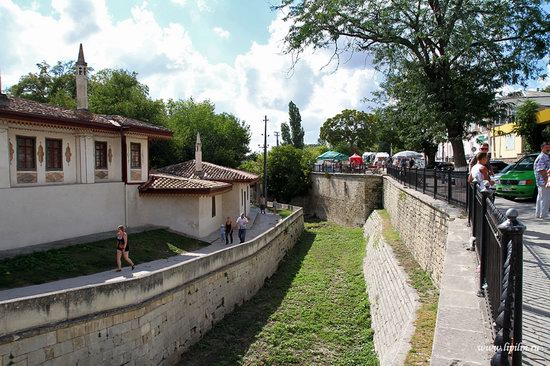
[179,221,378,366]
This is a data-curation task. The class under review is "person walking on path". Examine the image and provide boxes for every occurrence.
[259,195,266,214]
[236,213,249,243]
[224,217,234,245]
[116,225,135,272]
[534,142,550,219]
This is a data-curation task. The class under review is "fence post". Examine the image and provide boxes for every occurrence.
[477,189,491,296]
[422,168,426,194]
[415,167,418,190]
[493,209,525,366]
[447,170,452,203]
[433,170,438,199]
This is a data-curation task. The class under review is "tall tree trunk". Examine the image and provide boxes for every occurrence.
[448,131,467,169]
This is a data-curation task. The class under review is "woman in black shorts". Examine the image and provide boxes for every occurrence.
[116,225,135,272]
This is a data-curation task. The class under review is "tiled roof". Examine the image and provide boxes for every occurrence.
[0,96,172,138]
[138,174,232,195]
[156,160,259,183]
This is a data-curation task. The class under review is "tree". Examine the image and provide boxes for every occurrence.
[9,61,77,108]
[166,98,251,168]
[281,122,292,145]
[288,101,305,148]
[276,0,549,168]
[267,144,312,201]
[512,100,545,152]
[320,109,377,153]
[543,85,550,94]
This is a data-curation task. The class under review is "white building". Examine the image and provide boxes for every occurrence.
[0,45,258,253]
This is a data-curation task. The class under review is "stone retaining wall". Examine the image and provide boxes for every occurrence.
[0,210,304,366]
[383,177,449,287]
[303,173,383,227]
[363,210,418,365]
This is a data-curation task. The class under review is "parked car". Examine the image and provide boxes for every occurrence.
[492,164,514,185]
[490,160,510,174]
[495,154,537,199]
[426,162,455,171]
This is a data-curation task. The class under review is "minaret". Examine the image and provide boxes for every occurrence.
[195,132,203,177]
[75,44,88,110]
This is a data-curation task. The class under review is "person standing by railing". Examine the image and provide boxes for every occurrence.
[469,152,494,188]
[534,142,550,219]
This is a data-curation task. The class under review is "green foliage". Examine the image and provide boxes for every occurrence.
[512,100,542,151]
[239,152,264,176]
[267,144,313,201]
[281,121,292,145]
[9,61,77,108]
[288,101,305,148]
[89,69,165,124]
[166,99,251,168]
[320,109,377,153]
[276,0,550,167]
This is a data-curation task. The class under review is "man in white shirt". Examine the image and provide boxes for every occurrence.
[236,213,249,243]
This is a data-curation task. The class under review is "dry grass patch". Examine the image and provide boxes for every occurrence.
[378,210,439,365]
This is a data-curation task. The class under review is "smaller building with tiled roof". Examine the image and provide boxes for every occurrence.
[139,174,232,195]
[156,160,259,183]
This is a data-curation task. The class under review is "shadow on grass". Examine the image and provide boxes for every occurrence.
[178,227,317,366]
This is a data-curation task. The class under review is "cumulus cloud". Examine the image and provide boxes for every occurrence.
[212,26,230,39]
[0,0,382,149]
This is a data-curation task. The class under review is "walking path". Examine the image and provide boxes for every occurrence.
[0,208,280,302]
[494,197,550,365]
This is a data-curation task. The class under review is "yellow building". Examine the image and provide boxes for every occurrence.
[491,106,550,162]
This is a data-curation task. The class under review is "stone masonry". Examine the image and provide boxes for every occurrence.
[0,211,304,366]
[363,211,419,366]
[304,173,383,227]
[383,177,449,287]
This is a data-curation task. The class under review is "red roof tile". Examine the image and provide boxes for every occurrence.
[156,160,259,183]
[0,96,172,138]
[138,174,232,195]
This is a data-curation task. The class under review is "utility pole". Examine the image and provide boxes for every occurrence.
[274,131,280,147]
[261,115,269,199]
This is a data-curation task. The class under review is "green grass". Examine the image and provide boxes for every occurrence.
[0,230,209,290]
[179,221,377,366]
[378,210,439,365]
[274,208,293,219]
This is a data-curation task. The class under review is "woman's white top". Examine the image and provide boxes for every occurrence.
[471,163,486,184]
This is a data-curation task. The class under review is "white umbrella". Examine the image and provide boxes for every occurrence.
[393,150,422,158]
[375,152,389,158]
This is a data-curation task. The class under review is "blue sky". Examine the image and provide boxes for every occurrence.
[0,0,548,151]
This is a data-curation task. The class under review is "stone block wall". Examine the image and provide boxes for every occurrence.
[363,211,419,365]
[383,177,450,287]
[0,210,304,366]
[304,173,383,227]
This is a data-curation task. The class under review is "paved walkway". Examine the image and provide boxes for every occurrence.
[494,197,550,365]
[0,208,281,302]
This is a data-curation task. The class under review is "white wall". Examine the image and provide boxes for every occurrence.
[125,135,148,183]
[126,188,201,238]
[0,183,125,251]
[0,126,9,188]
[198,194,224,238]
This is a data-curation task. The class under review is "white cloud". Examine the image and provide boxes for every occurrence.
[170,0,187,6]
[212,26,230,39]
[0,1,382,151]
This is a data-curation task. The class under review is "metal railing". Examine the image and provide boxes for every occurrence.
[386,165,468,208]
[386,167,526,364]
[468,184,525,366]
[313,162,368,174]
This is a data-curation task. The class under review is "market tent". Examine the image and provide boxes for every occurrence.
[349,153,363,164]
[375,152,389,159]
[317,151,349,161]
[393,150,422,159]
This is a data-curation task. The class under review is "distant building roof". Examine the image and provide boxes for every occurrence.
[498,90,550,108]
[138,174,232,195]
[156,160,259,183]
[0,96,172,139]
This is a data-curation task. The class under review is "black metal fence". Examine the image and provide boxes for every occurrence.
[386,166,525,365]
[386,165,468,208]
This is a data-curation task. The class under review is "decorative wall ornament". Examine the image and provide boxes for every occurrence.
[131,169,142,181]
[17,173,37,184]
[65,143,72,164]
[95,171,109,180]
[46,172,64,183]
[9,139,14,163]
[108,146,113,164]
[37,143,44,165]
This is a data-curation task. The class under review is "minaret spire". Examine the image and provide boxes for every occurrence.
[75,43,88,110]
[195,132,203,177]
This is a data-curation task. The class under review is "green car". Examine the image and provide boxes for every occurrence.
[495,153,537,199]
